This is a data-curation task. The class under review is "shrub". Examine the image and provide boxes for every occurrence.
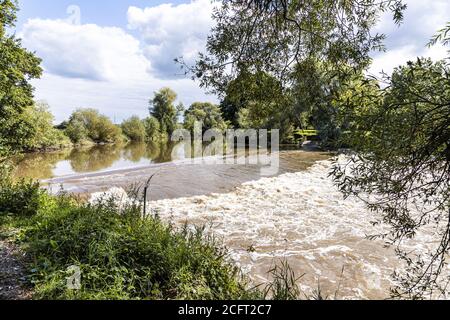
[24,194,255,300]
[121,116,146,142]
[0,178,42,217]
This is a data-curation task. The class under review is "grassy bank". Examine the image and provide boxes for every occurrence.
[0,177,263,300]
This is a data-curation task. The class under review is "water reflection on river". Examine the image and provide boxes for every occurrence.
[13,142,332,200]
[13,141,183,180]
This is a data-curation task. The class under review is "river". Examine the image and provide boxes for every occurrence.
[13,141,331,199]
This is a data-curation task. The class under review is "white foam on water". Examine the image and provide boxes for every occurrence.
[91,158,441,299]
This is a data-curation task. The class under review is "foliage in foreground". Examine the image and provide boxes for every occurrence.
[0,0,43,152]
[0,189,252,299]
[333,57,450,299]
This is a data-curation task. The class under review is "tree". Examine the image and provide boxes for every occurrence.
[180,0,406,94]
[19,101,71,150]
[332,57,450,299]
[66,109,122,144]
[121,116,146,142]
[0,0,42,151]
[143,116,161,141]
[184,102,228,134]
[149,88,183,136]
[290,59,366,146]
[220,69,294,139]
[65,118,88,144]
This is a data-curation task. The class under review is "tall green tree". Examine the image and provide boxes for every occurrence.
[221,69,294,137]
[0,0,42,151]
[143,116,161,141]
[149,88,183,136]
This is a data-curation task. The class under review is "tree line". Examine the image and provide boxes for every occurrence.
[0,88,230,152]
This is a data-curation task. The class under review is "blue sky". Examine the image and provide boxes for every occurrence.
[17,0,186,29]
[13,0,450,123]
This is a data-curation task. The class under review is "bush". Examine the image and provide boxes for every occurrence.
[66,109,122,144]
[0,178,42,217]
[121,116,146,142]
[22,193,255,300]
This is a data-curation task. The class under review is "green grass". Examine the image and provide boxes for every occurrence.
[0,185,257,299]
[0,176,319,300]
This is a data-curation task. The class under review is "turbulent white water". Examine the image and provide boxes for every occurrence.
[90,159,438,299]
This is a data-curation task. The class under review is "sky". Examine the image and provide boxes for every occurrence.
[14,0,450,123]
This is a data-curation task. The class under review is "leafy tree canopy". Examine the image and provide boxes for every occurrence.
[0,0,42,151]
[66,109,122,144]
[143,116,162,141]
[121,116,146,142]
[19,101,71,150]
[184,102,229,133]
[333,57,450,299]
[181,0,406,93]
[149,88,183,136]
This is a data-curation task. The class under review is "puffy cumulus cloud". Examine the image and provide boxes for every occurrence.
[127,0,216,79]
[369,44,448,77]
[19,16,216,123]
[369,0,449,76]
[21,18,150,82]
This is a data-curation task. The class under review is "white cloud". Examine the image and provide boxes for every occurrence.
[127,0,215,79]
[369,44,448,77]
[21,18,150,82]
[19,16,216,123]
[30,73,213,123]
[370,0,449,76]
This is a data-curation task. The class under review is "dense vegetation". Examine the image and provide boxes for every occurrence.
[0,181,251,299]
[184,102,228,134]
[332,57,450,299]
[121,116,146,142]
[0,0,42,152]
[0,174,318,300]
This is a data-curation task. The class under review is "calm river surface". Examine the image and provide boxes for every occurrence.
[13,142,332,200]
